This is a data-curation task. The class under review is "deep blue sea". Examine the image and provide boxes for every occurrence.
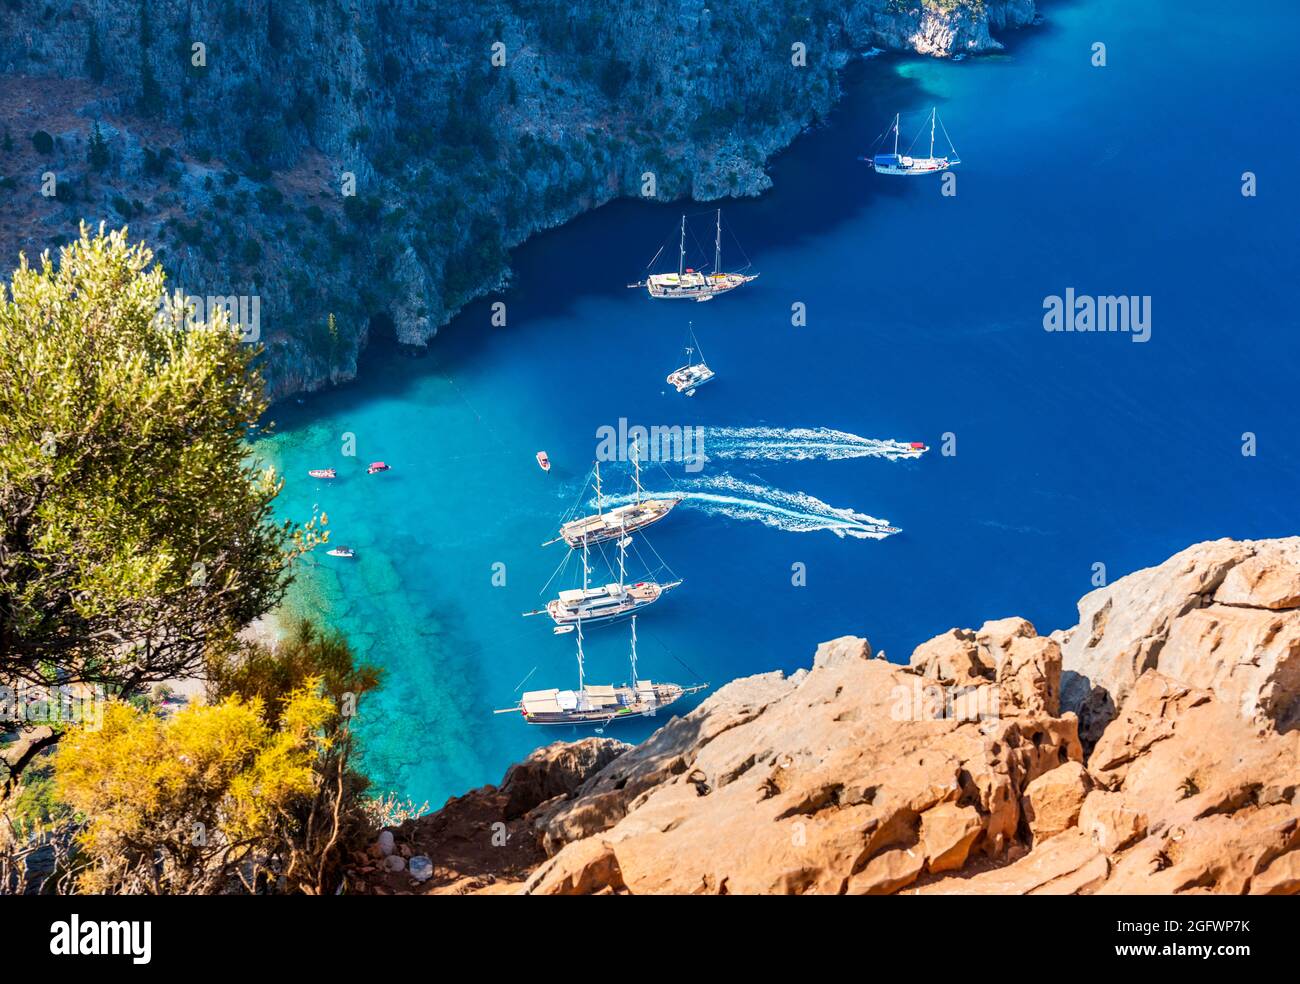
[258,0,1300,806]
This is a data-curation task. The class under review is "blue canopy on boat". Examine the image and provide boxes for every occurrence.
[873,154,901,167]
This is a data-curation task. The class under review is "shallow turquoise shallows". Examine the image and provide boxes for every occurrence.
[258,0,1300,807]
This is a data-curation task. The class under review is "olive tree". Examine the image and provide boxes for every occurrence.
[1,225,321,790]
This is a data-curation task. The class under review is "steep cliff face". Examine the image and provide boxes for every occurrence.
[351,538,1300,895]
[0,0,1036,398]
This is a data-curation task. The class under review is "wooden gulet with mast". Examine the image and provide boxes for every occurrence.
[863,106,960,176]
[628,209,758,302]
[494,615,707,727]
[542,440,679,549]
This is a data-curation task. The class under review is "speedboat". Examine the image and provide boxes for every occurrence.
[326,547,355,558]
[367,461,391,475]
[536,451,551,472]
[308,468,336,479]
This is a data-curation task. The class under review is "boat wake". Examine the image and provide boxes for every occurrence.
[599,474,899,540]
[703,426,926,463]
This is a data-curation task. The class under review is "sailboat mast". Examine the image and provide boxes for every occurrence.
[629,615,639,686]
[893,113,899,156]
[576,617,585,692]
[929,107,936,159]
[632,437,643,505]
[594,461,603,518]
[713,208,722,274]
[677,215,686,278]
[617,519,626,588]
[577,538,588,691]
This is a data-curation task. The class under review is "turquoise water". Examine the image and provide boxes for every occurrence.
[259,0,1300,806]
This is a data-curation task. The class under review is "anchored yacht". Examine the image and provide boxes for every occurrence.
[629,209,757,302]
[545,443,678,548]
[865,107,961,176]
[667,322,715,396]
[496,617,706,727]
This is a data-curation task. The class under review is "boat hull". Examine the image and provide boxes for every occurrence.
[558,497,678,547]
[546,580,679,626]
[870,157,955,175]
[667,365,716,393]
[642,271,758,301]
[517,683,703,725]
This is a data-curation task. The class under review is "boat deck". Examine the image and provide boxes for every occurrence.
[559,498,677,545]
[512,682,704,725]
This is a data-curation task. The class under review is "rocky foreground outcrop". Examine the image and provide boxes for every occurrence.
[354,538,1299,895]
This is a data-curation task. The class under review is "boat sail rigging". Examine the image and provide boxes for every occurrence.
[628,209,758,302]
[543,439,679,548]
[528,441,681,627]
[666,322,715,396]
[863,107,960,176]
[495,615,707,727]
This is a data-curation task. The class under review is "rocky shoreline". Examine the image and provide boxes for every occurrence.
[0,1,1038,400]
[351,538,1300,895]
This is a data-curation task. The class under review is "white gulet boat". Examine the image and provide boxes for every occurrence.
[666,322,715,396]
[530,532,680,628]
[628,209,758,302]
[544,442,679,549]
[495,616,706,727]
[864,107,960,176]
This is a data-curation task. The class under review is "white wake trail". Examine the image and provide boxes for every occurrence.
[703,426,927,462]
[599,474,900,540]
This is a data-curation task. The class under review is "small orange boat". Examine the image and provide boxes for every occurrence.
[536,451,551,472]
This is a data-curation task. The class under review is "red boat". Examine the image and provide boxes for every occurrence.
[536,451,551,472]
[367,461,391,475]
[308,468,336,479]
[909,442,928,451]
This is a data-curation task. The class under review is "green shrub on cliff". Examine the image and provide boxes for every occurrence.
[0,224,324,743]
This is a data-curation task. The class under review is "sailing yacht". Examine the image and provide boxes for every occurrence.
[865,107,960,175]
[537,530,681,627]
[495,616,707,726]
[545,441,678,548]
[666,322,715,396]
[628,209,758,301]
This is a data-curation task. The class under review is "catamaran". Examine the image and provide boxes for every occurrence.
[544,442,678,548]
[864,107,960,176]
[495,616,706,727]
[628,209,757,302]
[666,322,715,396]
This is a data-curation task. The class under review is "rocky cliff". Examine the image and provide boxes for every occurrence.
[0,0,1036,399]
[352,538,1300,895]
